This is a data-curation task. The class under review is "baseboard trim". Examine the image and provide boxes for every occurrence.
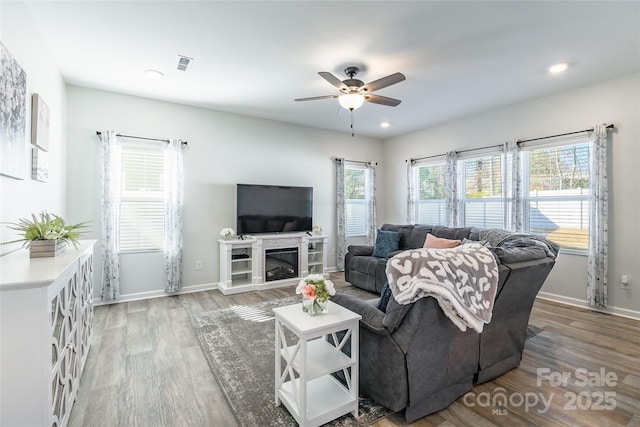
[94,282,219,306]
[94,268,341,306]
[537,291,640,321]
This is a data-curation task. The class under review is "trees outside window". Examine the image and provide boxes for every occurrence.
[524,142,590,251]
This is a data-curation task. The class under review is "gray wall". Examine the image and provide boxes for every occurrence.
[65,86,385,299]
[0,1,67,253]
[381,72,640,315]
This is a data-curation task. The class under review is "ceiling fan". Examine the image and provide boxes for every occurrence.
[295,66,406,111]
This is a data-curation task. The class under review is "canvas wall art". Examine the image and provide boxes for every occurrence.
[32,147,48,182]
[0,42,27,180]
[31,93,50,151]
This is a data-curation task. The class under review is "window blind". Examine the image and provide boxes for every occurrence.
[414,162,447,226]
[345,166,366,237]
[459,154,504,228]
[120,144,165,252]
[523,142,590,251]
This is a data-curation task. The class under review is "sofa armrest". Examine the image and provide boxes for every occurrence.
[332,294,390,335]
[347,245,375,257]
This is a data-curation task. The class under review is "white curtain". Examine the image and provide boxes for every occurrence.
[364,162,377,245]
[504,140,523,232]
[406,160,416,224]
[444,151,458,227]
[164,139,185,293]
[587,124,609,308]
[99,131,122,301]
[335,158,347,269]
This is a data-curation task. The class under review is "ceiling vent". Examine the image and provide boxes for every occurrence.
[177,55,193,71]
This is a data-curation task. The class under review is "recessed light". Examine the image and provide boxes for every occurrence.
[549,63,568,74]
[144,69,164,80]
[380,122,390,128]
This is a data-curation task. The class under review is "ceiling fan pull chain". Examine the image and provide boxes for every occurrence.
[350,110,355,137]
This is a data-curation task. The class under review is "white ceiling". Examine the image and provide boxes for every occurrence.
[24,1,640,138]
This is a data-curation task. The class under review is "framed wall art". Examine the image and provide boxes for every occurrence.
[32,147,48,182]
[0,42,27,180]
[31,93,50,151]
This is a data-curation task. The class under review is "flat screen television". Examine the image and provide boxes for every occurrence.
[236,184,313,235]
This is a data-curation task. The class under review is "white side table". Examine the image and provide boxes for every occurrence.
[273,301,361,427]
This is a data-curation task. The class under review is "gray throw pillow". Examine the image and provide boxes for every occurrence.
[372,230,402,258]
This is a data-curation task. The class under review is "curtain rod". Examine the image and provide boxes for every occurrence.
[408,143,503,163]
[334,158,378,166]
[407,123,615,163]
[517,123,614,144]
[95,131,188,146]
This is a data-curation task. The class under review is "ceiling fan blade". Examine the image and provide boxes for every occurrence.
[364,94,402,107]
[318,72,348,90]
[362,72,406,93]
[294,95,338,102]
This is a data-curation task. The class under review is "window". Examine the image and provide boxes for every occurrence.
[345,166,365,237]
[414,161,447,226]
[523,141,590,251]
[459,154,503,228]
[119,143,165,252]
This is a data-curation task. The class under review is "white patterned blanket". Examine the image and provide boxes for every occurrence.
[386,244,499,333]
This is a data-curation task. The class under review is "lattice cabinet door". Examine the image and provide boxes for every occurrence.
[76,253,94,385]
[49,268,77,427]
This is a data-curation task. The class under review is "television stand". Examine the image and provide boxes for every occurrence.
[218,233,329,295]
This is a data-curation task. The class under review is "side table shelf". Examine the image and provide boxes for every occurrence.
[273,302,361,427]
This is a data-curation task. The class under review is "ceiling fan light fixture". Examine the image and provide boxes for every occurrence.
[338,93,365,110]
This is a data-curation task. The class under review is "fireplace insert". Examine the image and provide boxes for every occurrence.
[265,247,299,282]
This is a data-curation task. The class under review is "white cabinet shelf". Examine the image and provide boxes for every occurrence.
[0,241,96,427]
[219,238,258,294]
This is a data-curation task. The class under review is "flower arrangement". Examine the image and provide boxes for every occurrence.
[219,227,236,239]
[1,211,89,249]
[313,225,323,235]
[296,274,336,316]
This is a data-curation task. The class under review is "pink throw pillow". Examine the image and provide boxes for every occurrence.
[423,233,461,249]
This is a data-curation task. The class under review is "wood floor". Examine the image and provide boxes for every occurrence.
[69,274,640,427]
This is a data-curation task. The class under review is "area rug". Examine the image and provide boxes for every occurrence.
[190,295,393,427]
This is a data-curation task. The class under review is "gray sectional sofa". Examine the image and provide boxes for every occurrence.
[333,224,558,422]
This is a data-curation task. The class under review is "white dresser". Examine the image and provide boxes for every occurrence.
[0,240,96,427]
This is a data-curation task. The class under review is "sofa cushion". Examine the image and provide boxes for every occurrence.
[424,233,461,249]
[381,224,414,250]
[431,226,473,240]
[491,245,548,263]
[372,230,402,258]
[408,225,433,249]
[377,281,393,312]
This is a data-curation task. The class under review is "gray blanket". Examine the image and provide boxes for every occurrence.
[386,243,499,333]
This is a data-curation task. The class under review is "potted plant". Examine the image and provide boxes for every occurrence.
[1,211,90,257]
